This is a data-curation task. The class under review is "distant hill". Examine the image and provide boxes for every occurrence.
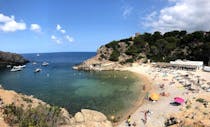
[97,30,210,65]
[0,51,29,68]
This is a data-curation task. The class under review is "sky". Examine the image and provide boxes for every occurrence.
[0,0,210,53]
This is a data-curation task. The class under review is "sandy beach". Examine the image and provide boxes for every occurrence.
[117,64,210,127]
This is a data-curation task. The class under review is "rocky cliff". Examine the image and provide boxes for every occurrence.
[0,51,29,68]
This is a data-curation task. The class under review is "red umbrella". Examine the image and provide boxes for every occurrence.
[174,97,185,104]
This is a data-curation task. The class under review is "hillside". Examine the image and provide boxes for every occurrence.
[74,30,210,71]
[99,31,210,65]
[0,51,29,68]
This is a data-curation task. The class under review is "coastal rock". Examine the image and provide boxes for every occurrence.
[81,109,107,122]
[75,112,85,123]
[68,109,113,127]
[0,51,29,68]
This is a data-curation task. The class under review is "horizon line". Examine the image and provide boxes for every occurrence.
[21,51,97,54]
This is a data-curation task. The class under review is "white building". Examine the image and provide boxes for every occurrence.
[170,60,204,70]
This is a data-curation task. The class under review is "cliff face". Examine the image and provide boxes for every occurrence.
[0,51,29,68]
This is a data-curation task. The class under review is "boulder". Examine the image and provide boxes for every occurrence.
[81,109,107,122]
[75,112,85,123]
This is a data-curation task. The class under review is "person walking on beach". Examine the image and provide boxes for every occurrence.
[144,111,147,123]
[126,115,131,126]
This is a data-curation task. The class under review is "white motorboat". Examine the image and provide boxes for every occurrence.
[37,53,40,57]
[42,62,49,66]
[32,62,37,65]
[20,65,26,68]
[10,66,23,72]
[34,68,42,73]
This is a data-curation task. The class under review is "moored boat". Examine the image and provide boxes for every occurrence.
[42,62,49,66]
[10,66,23,72]
[34,68,42,73]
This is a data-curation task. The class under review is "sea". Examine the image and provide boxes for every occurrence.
[0,52,143,119]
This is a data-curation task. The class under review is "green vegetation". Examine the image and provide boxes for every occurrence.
[196,98,206,103]
[186,105,191,109]
[109,50,120,61]
[22,97,33,103]
[105,41,119,50]
[103,30,210,65]
[3,103,65,127]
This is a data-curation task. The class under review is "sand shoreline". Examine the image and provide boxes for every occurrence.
[117,64,210,127]
[112,71,152,126]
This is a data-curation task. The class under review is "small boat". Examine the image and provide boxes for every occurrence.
[10,66,22,72]
[42,62,49,66]
[34,68,42,73]
[20,65,26,68]
[32,62,37,65]
[6,65,11,68]
[37,53,40,57]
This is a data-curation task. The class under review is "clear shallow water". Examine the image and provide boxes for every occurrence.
[0,52,143,118]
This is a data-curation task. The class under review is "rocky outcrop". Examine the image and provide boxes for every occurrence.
[62,109,112,127]
[73,56,124,71]
[73,41,133,71]
[0,51,29,68]
[73,34,146,71]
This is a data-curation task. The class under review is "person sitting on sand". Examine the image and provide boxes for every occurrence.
[132,122,136,126]
[160,84,165,90]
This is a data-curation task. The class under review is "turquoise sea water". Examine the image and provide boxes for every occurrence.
[0,52,143,118]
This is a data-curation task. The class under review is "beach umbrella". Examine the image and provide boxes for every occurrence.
[174,97,184,104]
[150,93,159,101]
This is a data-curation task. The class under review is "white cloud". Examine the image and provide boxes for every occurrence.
[51,35,61,44]
[56,24,61,31]
[30,24,41,32]
[0,13,26,32]
[65,35,74,42]
[122,6,133,18]
[144,0,210,32]
[53,24,74,44]
[56,24,67,34]
[60,29,66,34]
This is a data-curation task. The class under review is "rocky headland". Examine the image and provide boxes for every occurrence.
[0,51,29,68]
[74,30,210,71]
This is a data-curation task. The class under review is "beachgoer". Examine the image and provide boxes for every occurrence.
[132,122,136,126]
[126,115,131,126]
[145,92,149,100]
[160,84,165,90]
[144,111,147,124]
[143,85,146,91]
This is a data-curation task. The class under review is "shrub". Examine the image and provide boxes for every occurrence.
[196,98,206,103]
[105,41,119,49]
[22,97,33,103]
[125,58,134,63]
[109,50,120,61]
[3,103,64,127]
